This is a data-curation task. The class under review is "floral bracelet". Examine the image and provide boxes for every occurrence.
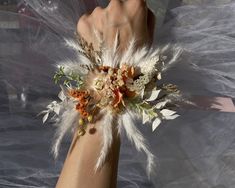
[40,32,182,176]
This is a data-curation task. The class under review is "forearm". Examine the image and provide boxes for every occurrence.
[55,122,120,188]
[55,1,153,187]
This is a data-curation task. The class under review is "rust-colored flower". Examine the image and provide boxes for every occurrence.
[69,89,80,98]
[112,88,124,108]
[124,88,136,98]
[76,103,85,110]
[69,65,139,117]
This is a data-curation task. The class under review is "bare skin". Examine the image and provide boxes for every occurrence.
[55,1,155,188]
[77,0,155,52]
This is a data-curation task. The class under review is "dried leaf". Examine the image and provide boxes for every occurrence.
[152,118,161,132]
[54,106,60,115]
[157,73,162,80]
[165,114,180,120]
[43,113,49,124]
[146,90,161,102]
[155,101,168,109]
[37,110,48,117]
[142,110,150,124]
[161,109,176,117]
[58,90,66,101]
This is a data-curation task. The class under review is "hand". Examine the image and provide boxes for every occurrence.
[77,0,155,52]
[56,1,156,188]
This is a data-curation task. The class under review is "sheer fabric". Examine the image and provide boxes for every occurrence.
[0,0,235,187]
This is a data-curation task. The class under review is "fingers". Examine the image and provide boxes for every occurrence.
[77,0,155,51]
[107,0,123,11]
[77,14,92,38]
[91,7,104,33]
[121,0,147,20]
[77,6,104,34]
[108,0,147,11]
[77,6,105,50]
[124,0,147,10]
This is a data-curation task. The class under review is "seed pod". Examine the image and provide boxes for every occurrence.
[77,129,85,136]
[88,115,93,122]
[79,118,84,126]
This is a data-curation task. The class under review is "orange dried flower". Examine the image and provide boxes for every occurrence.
[124,89,136,98]
[80,98,88,104]
[82,112,89,117]
[99,66,109,72]
[76,103,85,110]
[69,89,81,98]
[112,89,124,108]
[127,66,135,78]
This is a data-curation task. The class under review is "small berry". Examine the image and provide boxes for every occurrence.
[79,119,84,126]
[87,115,93,122]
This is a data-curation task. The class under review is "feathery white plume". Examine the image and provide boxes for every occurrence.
[95,110,114,171]
[51,101,79,158]
[57,58,89,76]
[120,39,136,66]
[41,34,182,178]
[102,32,120,67]
[121,111,155,178]
[162,45,183,71]
[64,38,83,52]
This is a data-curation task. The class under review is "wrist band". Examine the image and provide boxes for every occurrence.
[39,32,182,177]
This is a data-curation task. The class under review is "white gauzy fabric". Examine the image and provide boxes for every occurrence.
[0,0,235,188]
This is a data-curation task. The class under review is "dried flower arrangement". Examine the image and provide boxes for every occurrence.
[40,33,182,176]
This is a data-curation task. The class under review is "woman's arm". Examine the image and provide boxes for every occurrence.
[55,1,154,187]
[55,122,120,188]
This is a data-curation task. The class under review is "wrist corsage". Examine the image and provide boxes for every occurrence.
[40,33,182,177]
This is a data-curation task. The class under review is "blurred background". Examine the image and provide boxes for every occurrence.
[1,0,235,188]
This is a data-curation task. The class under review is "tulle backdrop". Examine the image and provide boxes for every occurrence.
[1,0,235,187]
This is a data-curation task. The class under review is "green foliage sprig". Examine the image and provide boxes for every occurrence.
[128,98,159,120]
[53,66,84,89]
